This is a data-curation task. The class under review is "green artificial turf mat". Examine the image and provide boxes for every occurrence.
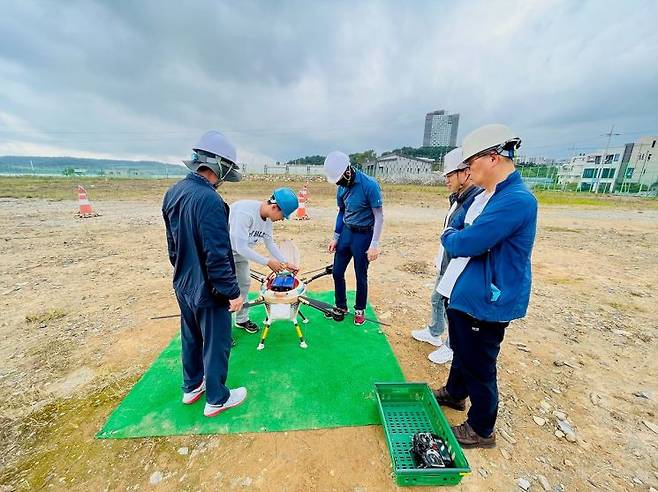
[98,291,404,438]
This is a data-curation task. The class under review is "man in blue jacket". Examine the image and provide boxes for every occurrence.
[323,151,384,326]
[162,130,247,418]
[433,124,537,448]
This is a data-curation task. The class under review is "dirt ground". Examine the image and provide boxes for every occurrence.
[0,177,657,491]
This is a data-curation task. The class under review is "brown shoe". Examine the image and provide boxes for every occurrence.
[451,421,496,449]
[432,386,466,411]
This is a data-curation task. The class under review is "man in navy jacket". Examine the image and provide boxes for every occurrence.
[434,124,537,448]
[162,130,247,418]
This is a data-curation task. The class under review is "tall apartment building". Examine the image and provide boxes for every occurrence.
[423,110,459,147]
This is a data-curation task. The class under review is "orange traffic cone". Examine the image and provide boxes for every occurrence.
[295,185,310,220]
[76,185,97,217]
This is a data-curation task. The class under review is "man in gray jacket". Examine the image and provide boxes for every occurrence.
[412,147,481,364]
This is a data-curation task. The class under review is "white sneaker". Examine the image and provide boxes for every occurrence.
[182,380,205,404]
[204,387,248,417]
[428,344,453,364]
[411,327,443,347]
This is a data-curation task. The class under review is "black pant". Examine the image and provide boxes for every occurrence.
[333,226,373,311]
[445,309,508,437]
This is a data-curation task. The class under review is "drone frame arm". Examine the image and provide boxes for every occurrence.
[242,297,266,310]
[301,264,333,285]
[298,295,344,321]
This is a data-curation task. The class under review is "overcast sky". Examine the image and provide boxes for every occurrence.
[1,0,657,165]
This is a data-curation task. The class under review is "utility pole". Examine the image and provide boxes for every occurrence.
[594,125,620,193]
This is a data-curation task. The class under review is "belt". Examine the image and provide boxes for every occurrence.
[345,223,373,233]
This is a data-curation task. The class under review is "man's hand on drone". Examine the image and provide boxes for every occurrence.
[367,247,381,262]
[228,296,244,313]
[285,263,300,274]
[267,258,285,272]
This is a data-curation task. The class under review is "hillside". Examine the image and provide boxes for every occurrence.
[0,155,188,177]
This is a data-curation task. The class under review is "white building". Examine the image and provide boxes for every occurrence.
[558,146,628,192]
[623,135,658,190]
[559,135,658,193]
[363,154,435,181]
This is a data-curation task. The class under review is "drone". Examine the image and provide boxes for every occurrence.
[241,240,384,350]
[151,241,386,349]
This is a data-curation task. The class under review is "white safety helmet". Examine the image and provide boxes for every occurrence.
[183,130,241,182]
[323,151,350,184]
[462,124,521,163]
[194,130,236,164]
[442,147,467,176]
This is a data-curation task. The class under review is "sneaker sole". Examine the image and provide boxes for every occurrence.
[412,333,443,347]
[204,396,246,417]
[236,325,259,334]
[183,389,205,405]
[428,356,453,364]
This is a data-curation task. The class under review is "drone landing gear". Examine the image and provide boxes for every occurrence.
[256,320,308,350]
[257,323,271,351]
[295,323,308,349]
[298,311,309,324]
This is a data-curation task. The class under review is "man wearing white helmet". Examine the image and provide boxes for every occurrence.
[411,147,481,364]
[433,124,537,448]
[162,130,247,418]
[323,151,384,326]
[229,187,299,334]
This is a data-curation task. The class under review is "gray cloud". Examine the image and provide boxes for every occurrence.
[0,0,657,164]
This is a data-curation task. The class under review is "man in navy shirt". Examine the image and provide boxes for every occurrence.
[323,151,384,325]
[162,130,247,418]
[433,124,537,448]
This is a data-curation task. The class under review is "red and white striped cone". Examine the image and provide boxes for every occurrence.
[295,185,310,220]
[77,185,94,216]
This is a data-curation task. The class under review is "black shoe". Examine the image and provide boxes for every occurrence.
[324,307,347,320]
[432,386,467,411]
[236,320,259,334]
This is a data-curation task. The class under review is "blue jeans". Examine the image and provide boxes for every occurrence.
[176,291,232,405]
[333,227,372,311]
[428,272,448,337]
[445,309,507,437]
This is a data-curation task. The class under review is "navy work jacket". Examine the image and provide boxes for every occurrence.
[442,171,537,322]
[162,173,240,307]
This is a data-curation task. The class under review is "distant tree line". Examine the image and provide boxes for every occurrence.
[286,146,455,171]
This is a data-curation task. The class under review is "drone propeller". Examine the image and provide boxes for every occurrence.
[344,311,391,327]
[250,270,267,283]
[297,295,390,326]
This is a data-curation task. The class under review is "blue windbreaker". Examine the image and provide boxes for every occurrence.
[162,173,240,307]
[441,171,537,322]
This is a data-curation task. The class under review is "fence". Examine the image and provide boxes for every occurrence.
[241,163,325,176]
[517,166,658,196]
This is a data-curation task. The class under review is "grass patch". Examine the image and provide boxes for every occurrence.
[534,190,658,209]
[397,260,432,275]
[0,176,655,210]
[0,376,139,490]
[25,309,67,324]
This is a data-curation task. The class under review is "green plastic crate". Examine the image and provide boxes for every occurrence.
[375,382,471,487]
